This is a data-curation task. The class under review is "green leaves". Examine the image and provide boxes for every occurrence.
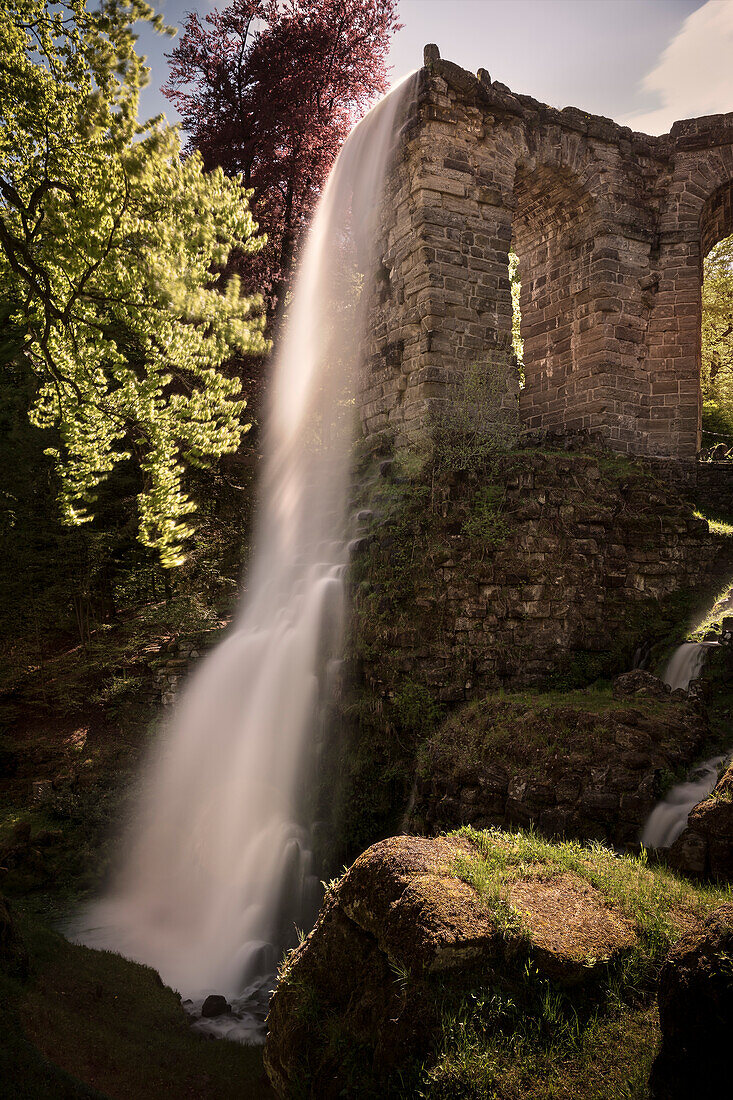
[702,234,733,446]
[0,0,267,566]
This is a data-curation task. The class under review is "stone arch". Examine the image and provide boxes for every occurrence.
[699,177,733,453]
[701,178,733,259]
[642,150,733,459]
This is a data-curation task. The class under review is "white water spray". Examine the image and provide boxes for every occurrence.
[662,641,712,692]
[641,640,720,849]
[641,755,725,849]
[74,76,415,1018]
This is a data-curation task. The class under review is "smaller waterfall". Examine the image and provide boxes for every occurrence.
[640,755,725,849]
[662,641,712,691]
[640,639,722,849]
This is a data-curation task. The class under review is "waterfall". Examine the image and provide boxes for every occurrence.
[640,755,725,849]
[641,640,719,849]
[662,641,712,691]
[73,75,415,1027]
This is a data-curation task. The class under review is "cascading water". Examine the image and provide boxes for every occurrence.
[640,639,722,849]
[640,754,726,850]
[662,640,712,692]
[73,74,415,1038]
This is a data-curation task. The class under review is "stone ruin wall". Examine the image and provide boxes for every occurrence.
[359,46,733,463]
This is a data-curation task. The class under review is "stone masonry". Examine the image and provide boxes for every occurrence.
[349,449,731,698]
[359,45,733,461]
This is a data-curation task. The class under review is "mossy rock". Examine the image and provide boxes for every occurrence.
[264,829,728,1099]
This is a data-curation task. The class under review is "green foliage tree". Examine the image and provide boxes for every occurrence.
[508,249,524,377]
[0,0,267,566]
[702,234,733,447]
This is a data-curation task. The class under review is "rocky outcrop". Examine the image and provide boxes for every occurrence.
[611,669,673,701]
[410,684,708,849]
[264,834,641,1098]
[668,760,733,880]
[650,904,733,1098]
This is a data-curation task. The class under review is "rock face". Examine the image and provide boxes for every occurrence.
[650,904,733,1098]
[264,835,638,1098]
[410,688,707,849]
[668,760,733,880]
[201,994,230,1018]
[611,669,672,701]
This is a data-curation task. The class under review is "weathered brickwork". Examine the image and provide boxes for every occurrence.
[360,46,733,461]
[696,460,733,516]
[349,450,732,700]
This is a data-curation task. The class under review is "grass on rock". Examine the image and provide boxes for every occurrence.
[414,827,730,1100]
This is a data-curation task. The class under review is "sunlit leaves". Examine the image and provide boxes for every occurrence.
[702,234,733,444]
[0,0,267,566]
[164,0,401,315]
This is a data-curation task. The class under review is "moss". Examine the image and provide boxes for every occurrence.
[452,827,726,948]
[415,687,677,786]
[393,680,444,733]
[460,485,509,548]
[420,828,727,1099]
[694,509,733,537]
[686,578,733,641]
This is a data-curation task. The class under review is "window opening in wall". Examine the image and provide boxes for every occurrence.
[508,248,524,387]
[701,233,733,459]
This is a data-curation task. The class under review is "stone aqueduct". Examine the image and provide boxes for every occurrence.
[360,45,733,462]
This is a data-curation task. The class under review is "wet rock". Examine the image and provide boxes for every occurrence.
[668,760,733,881]
[650,904,733,1098]
[201,994,231,1017]
[347,536,372,558]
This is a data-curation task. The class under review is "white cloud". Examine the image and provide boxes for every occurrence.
[622,0,733,135]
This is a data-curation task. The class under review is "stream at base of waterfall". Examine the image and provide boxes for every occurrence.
[70,75,416,1044]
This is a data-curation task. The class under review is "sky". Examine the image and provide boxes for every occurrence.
[137,0,733,137]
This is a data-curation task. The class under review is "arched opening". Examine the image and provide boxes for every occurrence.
[700,181,733,459]
[696,180,733,534]
[510,163,599,437]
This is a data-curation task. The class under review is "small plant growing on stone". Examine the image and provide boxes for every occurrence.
[392,680,443,733]
[427,358,519,478]
[461,485,509,548]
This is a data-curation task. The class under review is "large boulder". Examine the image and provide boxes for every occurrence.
[668,760,733,880]
[264,834,639,1098]
[411,691,707,849]
[650,904,733,1098]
